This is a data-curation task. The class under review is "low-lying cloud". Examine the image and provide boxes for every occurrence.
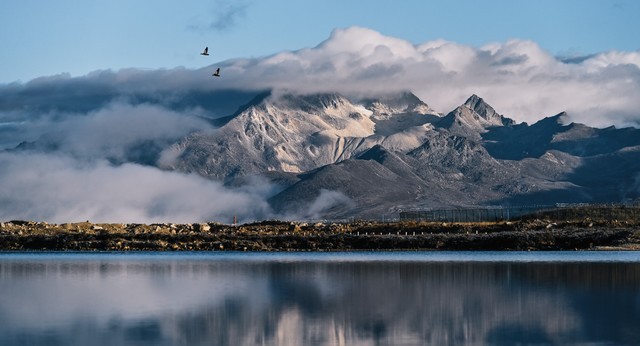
[1,26,639,223]
[282,189,355,221]
[15,102,212,161]
[0,152,272,224]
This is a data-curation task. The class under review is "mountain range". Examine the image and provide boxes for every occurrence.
[154,91,640,219]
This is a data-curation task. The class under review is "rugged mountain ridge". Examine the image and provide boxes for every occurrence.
[160,92,441,181]
[156,91,640,219]
[10,89,639,220]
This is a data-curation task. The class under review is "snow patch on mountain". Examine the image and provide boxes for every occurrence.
[364,91,436,117]
[164,91,449,179]
[155,90,640,219]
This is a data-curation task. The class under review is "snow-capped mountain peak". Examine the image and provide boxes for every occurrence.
[164,92,380,178]
[362,91,436,116]
[438,95,515,137]
[268,93,375,138]
[463,94,514,126]
[121,88,640,219]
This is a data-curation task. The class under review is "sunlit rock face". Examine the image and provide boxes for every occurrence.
[3,85,640,221]
[2,26,640,222]
[165,90,640,219]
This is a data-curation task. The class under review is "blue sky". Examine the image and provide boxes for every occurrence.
[1,0,639,84]
[1,0,640,223]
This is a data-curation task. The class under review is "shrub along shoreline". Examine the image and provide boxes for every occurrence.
[1,219,639,251]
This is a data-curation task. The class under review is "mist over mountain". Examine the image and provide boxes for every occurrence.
[1,27,640,222]
[3,27,640,128]
[4,86,638,222]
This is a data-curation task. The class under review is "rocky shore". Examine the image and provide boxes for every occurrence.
[1,219,639,251]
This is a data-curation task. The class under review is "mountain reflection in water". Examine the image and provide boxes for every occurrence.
[0,252,639,346]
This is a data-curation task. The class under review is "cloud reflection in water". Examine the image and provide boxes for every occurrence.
[1,253,639,345]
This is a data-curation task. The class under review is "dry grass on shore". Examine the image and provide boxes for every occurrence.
[1,218,639,251]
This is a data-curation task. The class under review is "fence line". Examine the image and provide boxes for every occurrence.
[399,204,640,223]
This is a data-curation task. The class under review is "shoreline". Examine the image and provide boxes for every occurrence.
[1,219,639,252]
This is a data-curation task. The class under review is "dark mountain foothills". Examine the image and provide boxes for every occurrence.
[156,91,640,219]
[1,215,639,251]
[9,89,640,220]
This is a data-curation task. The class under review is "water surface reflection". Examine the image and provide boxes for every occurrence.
[1,252,639,345]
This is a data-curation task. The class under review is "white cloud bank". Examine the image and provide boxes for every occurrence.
[3,26,638,128]
[1,26,639,223]
[0,152,272,224]
[218,27,640,128]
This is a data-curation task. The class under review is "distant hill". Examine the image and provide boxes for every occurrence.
[154,91,640,219]
[9,88,639,220]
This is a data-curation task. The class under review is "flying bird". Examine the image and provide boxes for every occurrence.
[212,68,221,77]
[200,47,209,56]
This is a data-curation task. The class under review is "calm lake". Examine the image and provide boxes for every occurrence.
[1,251,639,345]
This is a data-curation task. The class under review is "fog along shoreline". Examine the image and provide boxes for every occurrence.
[1,219,639,251]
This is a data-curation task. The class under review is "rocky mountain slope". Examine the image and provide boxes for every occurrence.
[10,89,639,220]
[156,91,640,219]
